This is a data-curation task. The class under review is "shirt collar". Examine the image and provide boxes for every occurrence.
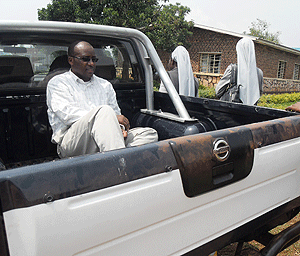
[69,70,94,85]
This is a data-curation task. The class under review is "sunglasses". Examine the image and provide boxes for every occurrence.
[71,56,99,63]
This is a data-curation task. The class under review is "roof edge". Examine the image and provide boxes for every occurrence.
[193,23,300,56]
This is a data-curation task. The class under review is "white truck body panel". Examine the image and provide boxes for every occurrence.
[4,138,300,256]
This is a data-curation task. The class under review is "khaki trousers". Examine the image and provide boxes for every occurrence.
[58,105,158,158]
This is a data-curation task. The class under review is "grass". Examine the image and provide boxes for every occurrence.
[257,102,294,110]
[257,92,300,110]
[198,86,300,110]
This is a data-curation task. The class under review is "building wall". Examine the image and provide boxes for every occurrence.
[255,44,300,79]
[188,27,300,79]
[264,78,300,93]
[188,27,239,75]
[157,26,300,93]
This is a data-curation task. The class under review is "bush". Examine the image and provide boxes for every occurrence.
[198,86,217,99]
[197,83,216,98]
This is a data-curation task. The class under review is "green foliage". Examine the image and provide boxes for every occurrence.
[38,0,159,25]
[195,86,300,110]
[38,0,193,52]
[257,92,300,109]
[38,0,77,22]
[198,84,217,99]
[244,18,281,44]
[258,92,300,104]
[257,102,293,110]
[143,3,193,52]
[153,80,160,91]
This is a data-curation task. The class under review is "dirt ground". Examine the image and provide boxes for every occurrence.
[217,212,300,255]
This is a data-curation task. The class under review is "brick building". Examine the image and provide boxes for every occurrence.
[158,24,300,93]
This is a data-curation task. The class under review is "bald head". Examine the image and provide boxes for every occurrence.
[68,41,97,82]
[68,41,94,57]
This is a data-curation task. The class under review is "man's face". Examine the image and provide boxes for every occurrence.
[69,42,97,82]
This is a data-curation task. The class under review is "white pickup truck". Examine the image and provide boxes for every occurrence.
[0,21,300,256]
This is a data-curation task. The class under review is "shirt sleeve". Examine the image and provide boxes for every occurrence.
[215,65,233,98]
[257,68,264,95]
[194,77,199,97]
[106,82,121,115]
[47,76,89,126]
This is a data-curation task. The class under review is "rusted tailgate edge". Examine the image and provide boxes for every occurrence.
[0,140,178,212]
[246,115,300,148]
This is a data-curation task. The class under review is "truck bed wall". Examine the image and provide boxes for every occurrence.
[0,86,296,168]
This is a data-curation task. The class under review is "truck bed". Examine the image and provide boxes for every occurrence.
[0,21,300,256]
[1,85,300,256]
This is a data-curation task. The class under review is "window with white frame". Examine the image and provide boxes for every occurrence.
[293,64,300,80]
[199,52,221,74]
[277,60,287,79]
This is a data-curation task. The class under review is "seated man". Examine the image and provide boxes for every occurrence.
[46,41,157,158]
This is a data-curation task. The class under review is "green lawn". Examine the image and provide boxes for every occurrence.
[257,92,300,110]
[198,87,300,110]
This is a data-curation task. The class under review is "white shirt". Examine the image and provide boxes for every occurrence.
[47,70,121,144]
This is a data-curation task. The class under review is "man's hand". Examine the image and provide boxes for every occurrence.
[285,102,300,113]
[117,115,130,130]
[117,115,130,138]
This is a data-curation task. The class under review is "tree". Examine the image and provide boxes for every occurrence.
[38,0,193,52]
[244,18,281,44]
[143,3,193,52]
